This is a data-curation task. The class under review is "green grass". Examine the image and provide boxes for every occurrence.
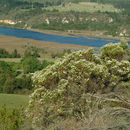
[45,2,121,13]
[0,94,29,109]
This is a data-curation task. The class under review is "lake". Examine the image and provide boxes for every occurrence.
[0,27,120,48]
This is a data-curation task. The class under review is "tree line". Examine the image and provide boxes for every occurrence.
[0,49,21,58]
[0,48,53,94]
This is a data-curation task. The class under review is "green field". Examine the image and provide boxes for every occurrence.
[46,2,120,13]
[0,94,29,109]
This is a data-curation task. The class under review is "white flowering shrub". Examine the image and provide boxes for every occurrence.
[27,43,130,129]
[101,42,129,61]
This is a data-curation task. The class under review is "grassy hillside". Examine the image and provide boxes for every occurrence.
[46,2,120,13]
[0,94,29,109]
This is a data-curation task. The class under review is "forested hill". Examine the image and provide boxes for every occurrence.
[0,0,130,38]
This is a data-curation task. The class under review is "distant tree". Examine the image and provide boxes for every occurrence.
[21,56,41,73]
[3,77,16,93]
[16,75,33,90]
[0,48,11,58]
[0,61,12,73]
[32,50,40,57]
[24,50,32,57]
[0,61,16,93]
[12,49,21,58]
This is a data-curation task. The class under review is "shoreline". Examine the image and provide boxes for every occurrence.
[0,25,130,42]
[0,26,129,54]
[24,28,130,42]
[0,34,92,54]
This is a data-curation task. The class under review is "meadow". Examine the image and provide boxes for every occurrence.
[0,94,29,109]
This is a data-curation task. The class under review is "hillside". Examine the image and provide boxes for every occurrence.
[0,0,130,38]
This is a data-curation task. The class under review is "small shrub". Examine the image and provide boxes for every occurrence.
[0,106,24,130]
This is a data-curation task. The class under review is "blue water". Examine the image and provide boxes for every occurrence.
[0,27,121,48]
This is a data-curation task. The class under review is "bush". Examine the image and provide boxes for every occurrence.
[0,48,21,58]
[16,75,33,91]
[0,106,24,130]
[0,61,16,93]
[27,42,130,129]
[21,56,41,73]
[100,42,129,61]
[3,77,16,94]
